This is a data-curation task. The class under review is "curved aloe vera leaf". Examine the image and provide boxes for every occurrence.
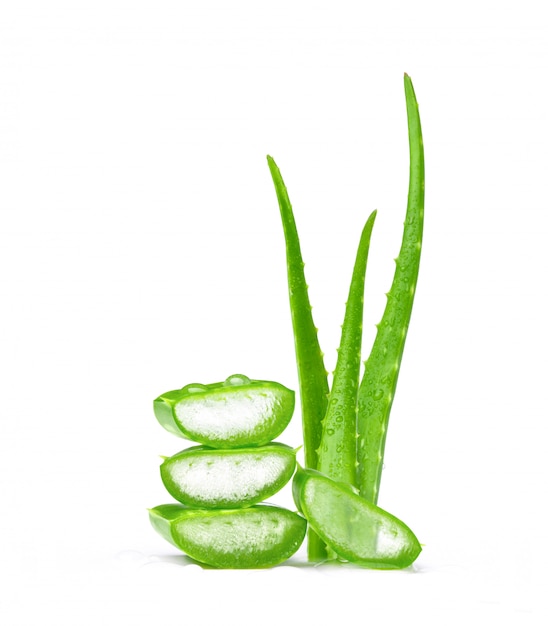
[149,503,307,569]
[267,155,329,560]
[357,74,425,504]
[318,210,377,488]
[293,467,421,569]
[160,443,297,509]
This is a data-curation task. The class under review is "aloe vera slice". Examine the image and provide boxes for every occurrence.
[149,504,307,568]
[153,374,295,448]
[160,443,297,508]
[292,467,421,569]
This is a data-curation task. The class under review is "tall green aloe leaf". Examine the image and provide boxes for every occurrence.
[357,73,425,504]
[267,155,329,561]
[318,210,377,488]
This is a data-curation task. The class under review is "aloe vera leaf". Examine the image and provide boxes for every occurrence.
[292,467,421,569]
[154,374,295,448]
[149,504,307,569]
[160,442,297,509]
[267,156,329,561]
[357,74,425,504]
[317,211,377,488]
[267,156,329,468]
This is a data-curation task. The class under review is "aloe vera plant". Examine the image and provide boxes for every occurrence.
[150,74,425,569]
[269,73,424,564]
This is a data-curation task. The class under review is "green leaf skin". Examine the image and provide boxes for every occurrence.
[149,504,307,569]
[357,74,425,504]
[292,467,421,569]
[267,155,329,561]
[153,374,295,448]
[267,157,329,471]
[160,443,297,509]
[318,211,377,488]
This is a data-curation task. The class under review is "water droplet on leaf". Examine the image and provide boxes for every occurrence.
[225,374,251,386]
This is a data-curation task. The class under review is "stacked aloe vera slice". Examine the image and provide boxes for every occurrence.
[149,374,307,568]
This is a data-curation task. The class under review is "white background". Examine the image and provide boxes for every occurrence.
[1,1,546,623]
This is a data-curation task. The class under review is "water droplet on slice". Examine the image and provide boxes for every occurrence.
[182,383,208,394]
[224,374,251,386]
[327,428,335,436]
[373,389,384,401]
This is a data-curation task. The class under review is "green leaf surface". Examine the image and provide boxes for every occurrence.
[318,210,377,488]
[267,155,330,561]
[267,156,329,470]
[357,74,425,504]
